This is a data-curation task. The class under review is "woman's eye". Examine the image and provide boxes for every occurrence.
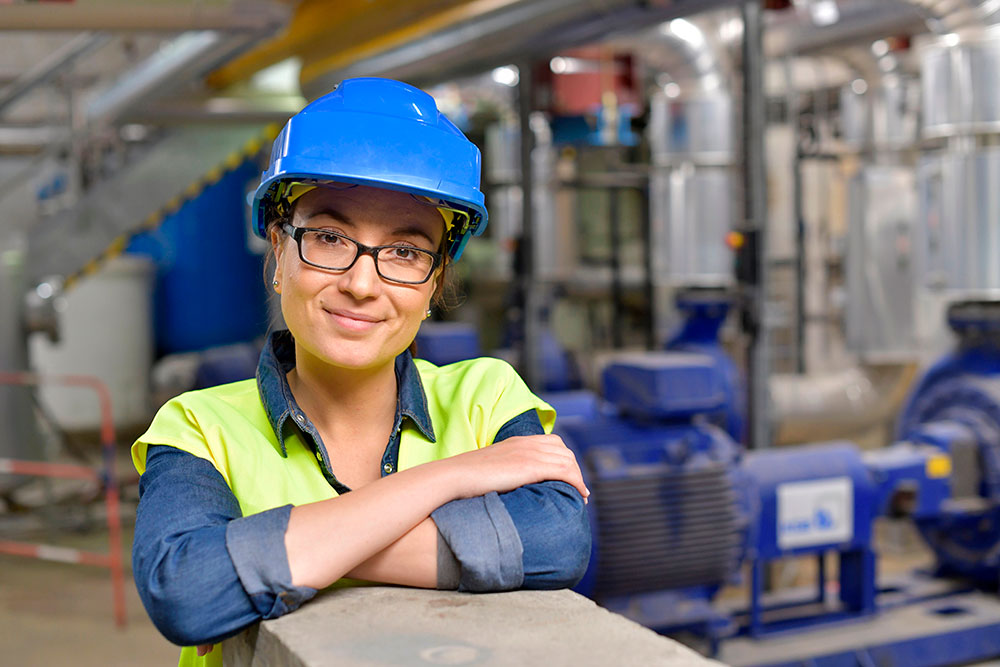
[317,233,343,246]
[387,246,420,260]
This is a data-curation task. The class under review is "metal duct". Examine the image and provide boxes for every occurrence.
[301,0,739,97]
[623,15,733,94]
[764,1,928,56]
[907,0,1000,33]
[0,33,111,118]
[771,363,918,445]
[0,2,289,32]
[85,30,280,127]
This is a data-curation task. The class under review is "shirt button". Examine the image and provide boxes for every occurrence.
[295,413,305,423]
[383,463,393,474]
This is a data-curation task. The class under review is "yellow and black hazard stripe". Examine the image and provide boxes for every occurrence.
[62,123,281,292]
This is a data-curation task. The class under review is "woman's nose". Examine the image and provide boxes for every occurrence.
[338,252,382,299]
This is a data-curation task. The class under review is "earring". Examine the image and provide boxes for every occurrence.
[424,308,432,320]
[272,279,279,291]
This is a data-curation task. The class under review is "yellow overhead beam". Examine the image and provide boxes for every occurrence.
[208,0,514,91]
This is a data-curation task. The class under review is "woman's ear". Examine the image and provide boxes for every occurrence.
[269,225,286,289]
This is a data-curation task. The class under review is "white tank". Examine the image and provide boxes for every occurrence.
[29,255,154,432]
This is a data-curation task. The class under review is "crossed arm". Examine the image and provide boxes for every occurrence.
[132,415,591,647]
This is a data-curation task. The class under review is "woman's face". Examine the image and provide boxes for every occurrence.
[271,184,444,374]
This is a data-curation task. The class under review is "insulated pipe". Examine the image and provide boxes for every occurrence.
[623,15,733,95]
[85,31,270,127]
[764,1,927,56]
[0,33,110,118]
[0,3,289,32]
[907,0,1000,33]
[299,0,739,97]
[771,364,918,445]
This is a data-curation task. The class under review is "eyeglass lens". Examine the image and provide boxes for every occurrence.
[300,230,435,283]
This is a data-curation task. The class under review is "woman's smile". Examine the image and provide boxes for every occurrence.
[324,306,384,333]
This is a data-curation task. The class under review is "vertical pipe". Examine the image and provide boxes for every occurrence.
[609,188,623,348]
[742,0,771,450]
[518,63,539,388]
[641,184,656,349]
[787,57,807,375]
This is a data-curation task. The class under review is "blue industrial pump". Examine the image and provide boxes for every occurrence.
[895,302,1000,587]
[549,296,1000,665]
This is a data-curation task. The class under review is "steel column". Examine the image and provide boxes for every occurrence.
[518,64,540,389]
[741,0,771,450]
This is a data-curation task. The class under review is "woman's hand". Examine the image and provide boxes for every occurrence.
[441,434,590,501]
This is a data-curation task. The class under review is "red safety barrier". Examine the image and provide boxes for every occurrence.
[0,371,126,628]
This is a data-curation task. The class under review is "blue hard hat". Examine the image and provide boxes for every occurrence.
[250,77,488,260]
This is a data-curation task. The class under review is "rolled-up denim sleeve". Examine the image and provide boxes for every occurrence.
[431,409,591,592]
[133,445,315,646]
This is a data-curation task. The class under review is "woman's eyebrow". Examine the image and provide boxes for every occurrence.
[304,206,353,224]
[390,225,437,246]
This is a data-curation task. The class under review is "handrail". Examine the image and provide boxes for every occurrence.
[0,371,126,628]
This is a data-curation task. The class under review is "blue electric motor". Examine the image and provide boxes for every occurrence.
[558,348,949,643]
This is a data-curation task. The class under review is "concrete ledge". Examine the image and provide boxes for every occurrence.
[223,587,722,666]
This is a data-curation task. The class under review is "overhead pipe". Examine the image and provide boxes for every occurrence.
[0,2,289,32]
[764,1,927,56]
[0,33,111,118]
[300,0,739,97]
[906,0,1000,32]
[85,29,280,127]
[771,364,918,444]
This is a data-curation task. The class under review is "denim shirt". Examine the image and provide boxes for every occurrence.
[132,331,590,647]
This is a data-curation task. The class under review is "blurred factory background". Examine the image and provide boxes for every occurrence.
[6,0,1000,665]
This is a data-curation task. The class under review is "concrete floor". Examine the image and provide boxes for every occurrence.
[1,441,180,666]
[0,526,180,666]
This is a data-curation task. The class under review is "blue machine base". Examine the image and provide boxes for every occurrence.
[717,576,1000,667]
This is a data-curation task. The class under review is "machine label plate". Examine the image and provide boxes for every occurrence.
[777,477,853,549]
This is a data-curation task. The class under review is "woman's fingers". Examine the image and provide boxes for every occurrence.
[196,644,214,656]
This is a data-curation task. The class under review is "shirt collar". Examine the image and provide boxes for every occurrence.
[255,330,436,457]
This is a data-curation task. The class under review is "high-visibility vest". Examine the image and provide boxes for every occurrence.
[133,356,555,667]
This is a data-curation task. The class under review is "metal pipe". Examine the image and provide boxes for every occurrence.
[302,0,739,97]
[610,188,624,349]
[787,56,807,375]
[0,3,288,32]
[518,63,540,389]
[771,364,918,444]
[641,185,656,349]
[764,1,927,56]
[0,33,110,117]
[742,0,771,450]
[907,0,1000,33]
[84,31,263,126]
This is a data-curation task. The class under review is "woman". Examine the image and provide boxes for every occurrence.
[131,77,591,667]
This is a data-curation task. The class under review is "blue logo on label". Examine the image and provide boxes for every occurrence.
[781,507,838,535]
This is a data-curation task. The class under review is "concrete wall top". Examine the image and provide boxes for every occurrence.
[223,587,723,667]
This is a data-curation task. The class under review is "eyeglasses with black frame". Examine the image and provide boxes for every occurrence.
[281,223,443,285]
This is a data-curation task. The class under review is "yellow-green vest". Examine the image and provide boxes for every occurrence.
[132,356,555,667]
